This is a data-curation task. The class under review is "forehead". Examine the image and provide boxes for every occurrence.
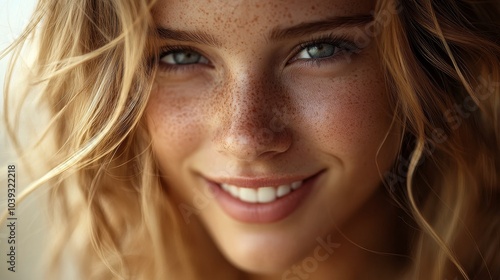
[152,0,376,34]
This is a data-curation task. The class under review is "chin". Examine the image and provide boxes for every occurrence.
[211,224,320,276]
[224,242,300,275]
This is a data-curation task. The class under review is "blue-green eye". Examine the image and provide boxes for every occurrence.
[161,50,209,65]
[291,36,360,64]
[296,43,339,59]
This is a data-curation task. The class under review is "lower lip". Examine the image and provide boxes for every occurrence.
[204,171,323,223]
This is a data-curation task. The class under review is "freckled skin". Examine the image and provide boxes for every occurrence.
[147,0,403,279]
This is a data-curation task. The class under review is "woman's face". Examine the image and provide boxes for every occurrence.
[147,0,399,275]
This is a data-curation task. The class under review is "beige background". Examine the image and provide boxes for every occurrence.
[1,1,48,279]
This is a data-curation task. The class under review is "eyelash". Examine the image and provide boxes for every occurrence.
[155,34,361,72]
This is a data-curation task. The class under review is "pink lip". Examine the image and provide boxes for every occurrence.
[202,170,324,223]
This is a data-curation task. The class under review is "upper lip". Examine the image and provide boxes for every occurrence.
[203,170,323,188]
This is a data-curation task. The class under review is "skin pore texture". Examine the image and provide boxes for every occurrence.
[146,0,406,279]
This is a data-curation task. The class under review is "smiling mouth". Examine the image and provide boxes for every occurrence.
[219,180,304,203]
[203,170,324,223]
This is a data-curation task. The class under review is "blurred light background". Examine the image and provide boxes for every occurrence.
[1,1,48,280]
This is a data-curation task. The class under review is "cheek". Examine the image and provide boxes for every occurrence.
[291,71,395,166]
[145,83,205,166]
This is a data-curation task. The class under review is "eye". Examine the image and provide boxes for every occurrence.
[160,49,209,65]
[296,43,340,60]
[289,36,361,65]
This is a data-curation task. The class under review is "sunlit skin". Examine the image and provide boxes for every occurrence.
[146,0,406,279]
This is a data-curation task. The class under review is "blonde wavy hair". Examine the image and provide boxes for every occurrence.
[1,0,499,279]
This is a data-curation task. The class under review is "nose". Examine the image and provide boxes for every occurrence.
[213,72,292,162]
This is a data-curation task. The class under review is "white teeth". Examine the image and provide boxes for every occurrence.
[219,180,303,204]
[291,181,302,190]
[239,188,257,203]
[276,185,291,197]
[257,187,276,203]
[229,185,239,198]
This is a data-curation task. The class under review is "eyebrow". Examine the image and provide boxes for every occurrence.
[155,28,221,47]
[154,14,373,46]
[270,14,373,40]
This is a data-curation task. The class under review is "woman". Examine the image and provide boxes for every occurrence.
[1,0,499,279]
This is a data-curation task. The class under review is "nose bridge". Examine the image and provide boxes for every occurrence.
[214,68,291,161]
[229,71,274,129]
